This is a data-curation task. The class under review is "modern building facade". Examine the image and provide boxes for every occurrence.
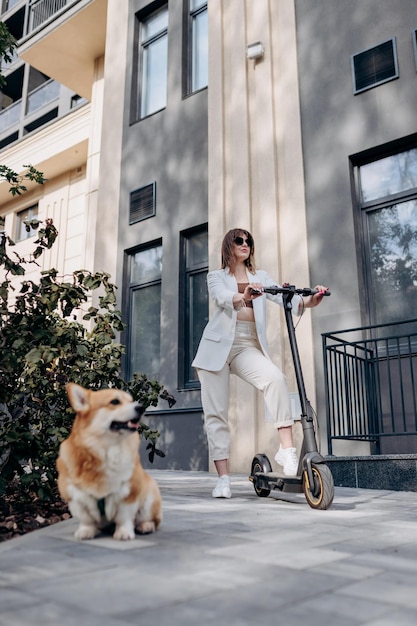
[295,0,417,457]
[1,0,416,474]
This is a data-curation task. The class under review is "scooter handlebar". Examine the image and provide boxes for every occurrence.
[260,285,331,297]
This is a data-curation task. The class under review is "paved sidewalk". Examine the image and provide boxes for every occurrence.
[1,470,417,626]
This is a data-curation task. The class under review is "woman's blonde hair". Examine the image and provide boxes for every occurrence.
[221,228,256,274]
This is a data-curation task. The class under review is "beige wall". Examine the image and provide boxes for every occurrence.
[208,0,317,470]
[1,169,88,311]
[0,63,104,318]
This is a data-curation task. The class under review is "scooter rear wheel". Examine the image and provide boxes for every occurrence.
[302,463,334,510]
[251,454,272,498]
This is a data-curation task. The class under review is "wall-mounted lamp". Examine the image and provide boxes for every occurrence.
[246,41,264,61]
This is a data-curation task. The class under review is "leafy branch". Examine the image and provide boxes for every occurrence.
[0,164,47,196]
[0,21,17,89]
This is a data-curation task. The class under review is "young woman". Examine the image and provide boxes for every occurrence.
[192,228,328,498]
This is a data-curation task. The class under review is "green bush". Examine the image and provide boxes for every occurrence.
[0,218,175,501]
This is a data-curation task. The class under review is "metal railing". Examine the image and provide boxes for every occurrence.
[323,319,417,455]
[28,0,69,31]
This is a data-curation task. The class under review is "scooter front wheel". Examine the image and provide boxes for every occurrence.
[251,454,272,498]
[303,463,334,510]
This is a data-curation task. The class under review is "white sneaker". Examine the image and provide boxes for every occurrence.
[212,475,232,498]
[274,446,299,476]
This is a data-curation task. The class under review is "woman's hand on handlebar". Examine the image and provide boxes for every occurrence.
[232,283,264,310]
[244,283,264,303]
[303,285,330,308]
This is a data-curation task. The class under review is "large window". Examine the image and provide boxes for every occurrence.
[179,226,208,387]
[126,243,163,380]
[355,146,417,325]
[187,0,208,94]
[137,5,168,119]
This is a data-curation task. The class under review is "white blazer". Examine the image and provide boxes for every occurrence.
[192,268,302,372]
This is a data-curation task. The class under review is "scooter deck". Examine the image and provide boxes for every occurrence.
[251,471,304,494]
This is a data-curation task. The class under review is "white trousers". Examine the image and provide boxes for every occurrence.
[197,321,294,461]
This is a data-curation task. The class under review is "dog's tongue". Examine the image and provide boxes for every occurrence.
[128,420,139,430]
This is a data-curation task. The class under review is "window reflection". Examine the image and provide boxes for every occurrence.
[360,148,417,202]
[182,228,208,386]
[191,2,208,92]
[130,283,161,380]
[15,205,39,242]
[368,201,417,324]
[130,245,163,283]
[140,6,168,118]
[128,245,163,380]
[358,146,417,326]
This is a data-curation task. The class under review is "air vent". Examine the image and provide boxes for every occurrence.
[352,38,398,94]
[129,183,156,224]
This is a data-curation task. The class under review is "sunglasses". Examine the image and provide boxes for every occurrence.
[234,236,252,246]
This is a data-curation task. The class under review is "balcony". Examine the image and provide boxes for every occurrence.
[0,100,90,208]
[17,0,107,99]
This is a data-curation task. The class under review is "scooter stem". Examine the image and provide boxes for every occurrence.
[283,292,318,454]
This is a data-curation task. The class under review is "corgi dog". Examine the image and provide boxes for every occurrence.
[56,383,162,541]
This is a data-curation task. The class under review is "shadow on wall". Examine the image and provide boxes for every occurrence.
[139,410,208,471]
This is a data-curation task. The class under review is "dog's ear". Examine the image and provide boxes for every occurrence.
[66,383,90,413]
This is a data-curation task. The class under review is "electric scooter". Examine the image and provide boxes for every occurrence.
[249,284,334,510]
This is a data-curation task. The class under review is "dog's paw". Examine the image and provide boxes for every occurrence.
[75,525,98,540]
[113,526,135,541]
[136,520,156,535]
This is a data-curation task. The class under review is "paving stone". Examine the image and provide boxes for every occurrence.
[1,470,417,626]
